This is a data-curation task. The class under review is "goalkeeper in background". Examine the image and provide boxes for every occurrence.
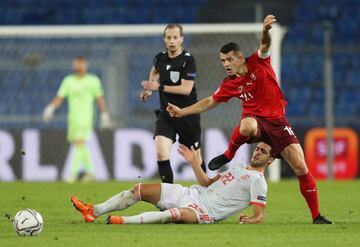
[42,56,112,182]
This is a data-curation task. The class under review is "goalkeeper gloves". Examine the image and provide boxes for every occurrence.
[99,112,112,130]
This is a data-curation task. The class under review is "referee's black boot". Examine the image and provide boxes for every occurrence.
[208,154,230,171]
[313,215,333,224]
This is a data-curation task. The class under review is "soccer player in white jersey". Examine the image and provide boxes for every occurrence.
[71,142,274,224]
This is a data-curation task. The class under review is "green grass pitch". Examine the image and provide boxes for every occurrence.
[0,180,359,247]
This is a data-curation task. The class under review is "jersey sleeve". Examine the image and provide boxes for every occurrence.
[92,75,104,97]
[212,82,233,103]
[57,77,69,98]
[248,50,271,65]
[250,176,267,207]
[92,75,104,98]
[257,49,270,60]
[181,55,196,81]
[153,52,163,71]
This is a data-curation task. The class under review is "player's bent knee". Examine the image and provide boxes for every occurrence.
[131,183,142,201]
[240,123,257,137]
[240,118,257,136]
[178,208,198,224]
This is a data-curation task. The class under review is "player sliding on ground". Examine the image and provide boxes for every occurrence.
[166,14,332,224]
[71,142,274,224]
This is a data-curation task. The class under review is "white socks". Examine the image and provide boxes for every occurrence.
[122,208,180,224]
[91,184,181,225]
[93,190,138,216]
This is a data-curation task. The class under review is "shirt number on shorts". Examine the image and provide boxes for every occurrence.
[284,126,295,136]
[220,173,235,185]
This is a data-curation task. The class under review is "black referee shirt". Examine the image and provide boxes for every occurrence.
[153,49,198,110]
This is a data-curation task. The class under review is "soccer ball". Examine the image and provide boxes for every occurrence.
[13,209,44,236]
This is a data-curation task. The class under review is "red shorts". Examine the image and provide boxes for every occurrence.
[246,116,299,158]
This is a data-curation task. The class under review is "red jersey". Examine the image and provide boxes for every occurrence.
[212,50,287,120]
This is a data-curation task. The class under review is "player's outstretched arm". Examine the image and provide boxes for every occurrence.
[167,96,219,118]
[42,96,64,122]
[239,205,265,224]
[259,14,276,54]
[177,144,220,187]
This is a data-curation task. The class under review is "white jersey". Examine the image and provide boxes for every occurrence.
[192,165,267,221]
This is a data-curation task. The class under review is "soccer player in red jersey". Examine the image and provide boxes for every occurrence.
[167,15,332,224]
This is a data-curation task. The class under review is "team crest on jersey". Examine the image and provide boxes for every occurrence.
[250,72,256,81]
[170,71,180,83]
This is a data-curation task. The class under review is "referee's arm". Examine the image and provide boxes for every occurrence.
[140,66,158,101]
[160,79,194,96]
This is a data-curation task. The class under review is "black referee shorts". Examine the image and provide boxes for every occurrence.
[154,109,202,149]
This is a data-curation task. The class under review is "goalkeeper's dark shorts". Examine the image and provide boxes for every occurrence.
[154,109,202,149]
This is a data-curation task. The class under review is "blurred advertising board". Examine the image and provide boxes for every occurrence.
[305,128,358,179]
[0,128,249,181]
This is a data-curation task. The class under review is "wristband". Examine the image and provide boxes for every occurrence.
[158,85,164,92]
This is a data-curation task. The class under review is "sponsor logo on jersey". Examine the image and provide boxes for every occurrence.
[240,174,250,180]
[166,65,171,70]
[239,92,254,101]
[257,195,266,201]
[170,71,180,83]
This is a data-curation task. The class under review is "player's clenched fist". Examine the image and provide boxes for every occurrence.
[167,103,183,117]
[139,89,152,102]
[263,14,276,31]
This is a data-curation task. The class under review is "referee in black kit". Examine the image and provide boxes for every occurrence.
[141,23,206,184]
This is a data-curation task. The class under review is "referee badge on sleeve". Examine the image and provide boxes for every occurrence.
[170,71,180,83]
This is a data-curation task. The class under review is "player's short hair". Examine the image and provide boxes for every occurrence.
[74,55,86,61]
[163,24,183,37]
[220,42,241,54]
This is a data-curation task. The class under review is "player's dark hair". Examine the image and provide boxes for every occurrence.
[220,42,241,54]
[163,24,183,37]
[74,55,87,61]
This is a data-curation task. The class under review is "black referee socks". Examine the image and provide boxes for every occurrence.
[157,160,173,184]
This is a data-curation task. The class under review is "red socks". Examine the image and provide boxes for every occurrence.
[298,171,320,219]
[224,125,250,159]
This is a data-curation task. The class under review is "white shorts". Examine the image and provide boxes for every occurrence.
[156,183,215,224]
